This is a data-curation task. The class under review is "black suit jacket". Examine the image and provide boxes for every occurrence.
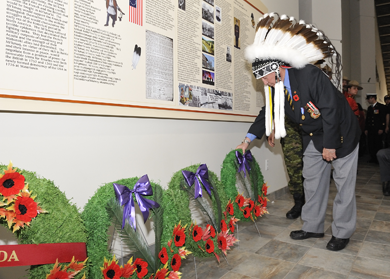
[248,65,360,159]
[365,102,386,132]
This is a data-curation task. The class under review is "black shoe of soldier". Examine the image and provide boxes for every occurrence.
[290,230,324,240]
[286,206,301,219]
[326,236,349,251]
[286,193,304,219]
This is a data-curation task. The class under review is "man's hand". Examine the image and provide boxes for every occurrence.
[379,129,384,135]
[236,138,250,154]
[267,129,275,147]
[365,130,368,136]
[322,148,337,162]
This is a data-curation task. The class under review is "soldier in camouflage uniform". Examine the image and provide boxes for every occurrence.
[281,117,304,219]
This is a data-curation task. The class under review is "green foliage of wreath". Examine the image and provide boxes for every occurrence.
[0,165,87,279]
[81,177,163,279]
[160,164,229,258]
[220,150,265,221]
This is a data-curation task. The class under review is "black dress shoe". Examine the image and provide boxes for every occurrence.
[326,236,349,251]
[383,182,390,196]
[290,230,324,240]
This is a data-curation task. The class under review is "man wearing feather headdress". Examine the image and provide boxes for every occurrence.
[236,13,360,251]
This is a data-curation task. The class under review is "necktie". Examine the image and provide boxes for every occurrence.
[285,87,294,111]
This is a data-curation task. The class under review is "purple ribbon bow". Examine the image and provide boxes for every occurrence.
[236,150,253,177]
[113,174,160,231]
[182,164,212,199]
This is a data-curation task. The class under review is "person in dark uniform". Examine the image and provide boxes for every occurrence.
[384,95,390,148]
[237,13,360,251]
[364,93,386,163]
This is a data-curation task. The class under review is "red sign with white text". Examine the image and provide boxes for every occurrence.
[0,243,86,267]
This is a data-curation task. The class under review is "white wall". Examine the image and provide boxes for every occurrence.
[0,112,288,208]
[260,0,299,17]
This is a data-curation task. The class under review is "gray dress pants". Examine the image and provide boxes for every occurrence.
[301,141,359,239]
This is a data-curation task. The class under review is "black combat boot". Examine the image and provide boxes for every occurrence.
[286,193,305,219]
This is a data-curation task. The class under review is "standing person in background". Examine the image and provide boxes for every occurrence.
[365,93,387,163]
[237,13,360,251]
[384,95,390,148]
[344,80,362,117]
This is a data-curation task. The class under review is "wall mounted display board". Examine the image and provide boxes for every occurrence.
[0,0,266,122]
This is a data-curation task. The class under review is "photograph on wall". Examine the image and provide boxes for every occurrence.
[202,70,215,86]
[178,0,185,11]
[226,46,232,62]
[202,20,214,39]
[202,2,214,24]
[204,0,214,6]
[145,30,174,101]
[202,53,215,71]
[202,36,215,55]
[179,83,191,105]
[234,17,241,49]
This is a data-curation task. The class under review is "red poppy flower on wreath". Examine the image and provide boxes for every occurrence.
[155,266,168,279]
[171,254,181,272]
[262,183,268,196]
[13,196,37,222]
[192,225,203,242]
[158,247,168,264]
[207,224,216,238]
[134,258,148,278]
[235,194,244,208]
[220,219,227,232]
[217,234,227,252]
[247,200,255,211]
[205,238,214,253]
[0,172,25,197]
[258,195,268,207]
[254,205,261,217]
[218,230,238,256]
[228,219,235,233]
[226,200,234,215]
[101,259,122,279]
[173,222,187,247]
[243,207,251,219]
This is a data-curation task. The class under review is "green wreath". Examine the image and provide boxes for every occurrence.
[160,164,229,258]
[0,164,87,279]
[220,150,265,221]
[81,177,163,278]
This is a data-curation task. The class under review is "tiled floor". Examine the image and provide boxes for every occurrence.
[180,158,390,279]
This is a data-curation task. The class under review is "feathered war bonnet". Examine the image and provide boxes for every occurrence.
[246,13,342,139]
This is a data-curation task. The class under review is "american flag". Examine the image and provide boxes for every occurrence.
[129,0,142,26]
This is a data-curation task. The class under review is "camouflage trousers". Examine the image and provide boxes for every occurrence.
[280,117,304,195]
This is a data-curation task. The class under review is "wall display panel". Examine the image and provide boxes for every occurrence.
[0,0,266,122]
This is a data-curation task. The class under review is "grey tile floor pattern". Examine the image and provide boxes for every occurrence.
[179,159,390,279]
